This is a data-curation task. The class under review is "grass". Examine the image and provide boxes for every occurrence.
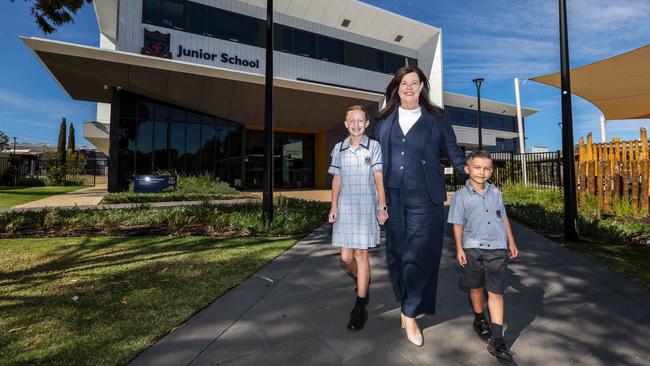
[565,242,650,289]
[0,235,297,365]
[0,186,84,209]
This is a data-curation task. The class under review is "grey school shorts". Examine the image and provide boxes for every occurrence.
[460,248,509,294]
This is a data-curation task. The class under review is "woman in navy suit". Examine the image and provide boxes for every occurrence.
[373,66,467,346]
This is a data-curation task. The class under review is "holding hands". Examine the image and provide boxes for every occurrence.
[328,207,337,223]
[376,207,388,225]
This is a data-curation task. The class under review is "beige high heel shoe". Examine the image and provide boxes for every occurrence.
[400,313,423,347]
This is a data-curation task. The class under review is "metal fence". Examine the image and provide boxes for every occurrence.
[0,156,108,186]
[445,151,563,191]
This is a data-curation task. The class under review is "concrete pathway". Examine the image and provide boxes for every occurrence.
[130,213,650,366]
[11,184,108,209]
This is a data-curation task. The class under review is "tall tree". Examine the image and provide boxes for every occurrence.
[11,0,93,34]
[67,122,76,153]
[0,131,9,152]
[57,118,67,164]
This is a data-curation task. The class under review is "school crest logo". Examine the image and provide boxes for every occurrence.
[141,29,172,59]
[364,156,372,165]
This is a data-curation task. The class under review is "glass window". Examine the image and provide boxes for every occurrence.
[187,2,207,35]
[137,101,154,120]
[171,107,186,122]
[142,0,162,25]
[117,118,136,187]
[185,123,201,174]
[293,30,316,58]
[449,110,463,124]
[153,121,169,170]
[208,8,259,45]
[277,27,292,52]
[463,112,475,125]
[169,122,185,172]
[161,0,184,30]
[201,124,215,172]
[155,104,171,122]
[318,37,343,63]
[136,120,154,174]
[384,53,405,74]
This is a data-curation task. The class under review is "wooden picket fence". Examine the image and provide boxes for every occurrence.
[576,128,650,217]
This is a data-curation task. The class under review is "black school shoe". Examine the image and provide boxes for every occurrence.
[347,305,368,331]
[473,316,492,343]
[488,337,514,362]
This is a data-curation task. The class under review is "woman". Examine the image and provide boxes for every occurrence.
[372,66,467,346]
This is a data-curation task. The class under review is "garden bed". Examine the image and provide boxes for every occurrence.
[1,196,329,238]
[501,184,650,246]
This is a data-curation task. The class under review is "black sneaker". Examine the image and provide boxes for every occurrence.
[473,316,492,343]
[487,337,514,362]
[347,305,368,331]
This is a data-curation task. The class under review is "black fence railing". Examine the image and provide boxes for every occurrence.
[445,151,563,191]
[0,156,108,186]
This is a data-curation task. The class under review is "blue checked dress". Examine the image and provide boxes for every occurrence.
[328,135,383,249]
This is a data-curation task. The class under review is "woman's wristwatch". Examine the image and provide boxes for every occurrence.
[377,205,388,211]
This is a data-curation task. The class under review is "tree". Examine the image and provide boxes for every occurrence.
[0,131,9,152]
[57,118,67,164]
[11,0,93,34]
[67,122,75,153]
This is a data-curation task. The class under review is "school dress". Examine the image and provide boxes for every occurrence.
[328,135,383,249]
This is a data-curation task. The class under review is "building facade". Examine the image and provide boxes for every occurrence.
[23,0,536,192]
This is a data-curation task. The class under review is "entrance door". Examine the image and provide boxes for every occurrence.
[245,131,314,189]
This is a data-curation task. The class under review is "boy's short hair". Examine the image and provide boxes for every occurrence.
[467,150,492,163]
[345,105,369,121]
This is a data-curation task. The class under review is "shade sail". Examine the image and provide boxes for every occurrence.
[531,44,650,120]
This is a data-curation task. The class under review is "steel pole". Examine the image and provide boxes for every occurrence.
[514,78,528,184]
[559,0,580,241]
[477,86,483,150]
[263,0,274,223]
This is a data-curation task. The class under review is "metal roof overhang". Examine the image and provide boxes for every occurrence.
[21,37,383,132]
[531,44,650,120]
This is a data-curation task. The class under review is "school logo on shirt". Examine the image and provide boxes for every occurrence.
[364,156,371,165]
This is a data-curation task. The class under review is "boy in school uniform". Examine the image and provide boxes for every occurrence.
[447,150,519,362]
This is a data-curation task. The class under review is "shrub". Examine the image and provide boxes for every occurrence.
[101,172,240,204]
[1,197,329,238]
[611,196,635,218]
[501,183,650,245]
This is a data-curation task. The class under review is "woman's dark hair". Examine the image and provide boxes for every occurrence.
[377,66,443,119]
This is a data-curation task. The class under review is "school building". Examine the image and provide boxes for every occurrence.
[21,0,537,192]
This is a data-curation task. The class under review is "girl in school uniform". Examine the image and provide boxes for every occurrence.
[328,105,388,331]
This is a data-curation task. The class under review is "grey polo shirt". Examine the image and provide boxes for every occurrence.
[447,180,508,250]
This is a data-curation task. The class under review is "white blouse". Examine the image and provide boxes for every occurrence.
[398,106,422,135]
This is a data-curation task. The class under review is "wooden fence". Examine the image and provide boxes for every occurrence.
[576,128,649,217]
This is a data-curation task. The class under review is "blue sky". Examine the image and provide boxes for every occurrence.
[0,0,648,150]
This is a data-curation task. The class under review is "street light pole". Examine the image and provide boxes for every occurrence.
[13,137,17,186]
[472,78,484,150]
[263,0,274,223]
[559,0,580,241]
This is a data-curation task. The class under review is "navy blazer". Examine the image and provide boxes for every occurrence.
[373,108,468,204]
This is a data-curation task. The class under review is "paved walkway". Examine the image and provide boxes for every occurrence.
[129,212,650,366]
[11,184,108,209]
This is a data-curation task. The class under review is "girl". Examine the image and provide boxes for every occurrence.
[328,105,388,331]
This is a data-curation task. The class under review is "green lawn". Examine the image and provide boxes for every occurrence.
[0,186,84,208]
[0,236,296,365]
[565,242,650,289]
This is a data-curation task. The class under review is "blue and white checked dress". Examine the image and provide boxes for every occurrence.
[328,135,383,249]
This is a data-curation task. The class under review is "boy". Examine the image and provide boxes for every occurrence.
[447,151,519,362]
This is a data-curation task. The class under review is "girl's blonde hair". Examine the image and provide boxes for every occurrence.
[345,105,369,121]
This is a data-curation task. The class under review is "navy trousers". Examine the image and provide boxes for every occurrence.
[385,184,444,317]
